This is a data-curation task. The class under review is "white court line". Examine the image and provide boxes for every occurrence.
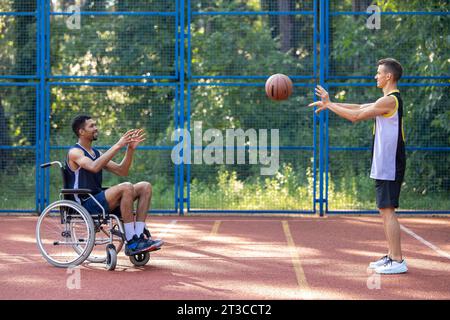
[400,224,450,260]
[157,220,178,238]
[281,221,309,291]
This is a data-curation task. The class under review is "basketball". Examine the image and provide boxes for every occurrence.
[265,73,293,101]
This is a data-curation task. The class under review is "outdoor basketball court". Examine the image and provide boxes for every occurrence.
[0,1,448,308]
[1,215,448,300]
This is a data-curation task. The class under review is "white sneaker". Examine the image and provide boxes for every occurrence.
[368,255,390,269]
[375,258,408,274]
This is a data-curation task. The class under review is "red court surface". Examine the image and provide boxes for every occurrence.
[0,215,449,300]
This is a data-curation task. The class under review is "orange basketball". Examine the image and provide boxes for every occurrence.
[265,73,293,101]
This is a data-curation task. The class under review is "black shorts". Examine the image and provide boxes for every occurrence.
[81,191,110,214]
[81,191,121,217]
[375,179,402,209]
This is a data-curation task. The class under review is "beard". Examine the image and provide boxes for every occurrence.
[376,79,386,88]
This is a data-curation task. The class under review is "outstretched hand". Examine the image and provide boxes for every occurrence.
[308,85,331,114]
[117,129,146,149]
[308,100,329,114]
[128,129,146,149]
[315,85,330,104]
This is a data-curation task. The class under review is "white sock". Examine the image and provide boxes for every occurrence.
[124,222,136,241]
[135,221,146,237]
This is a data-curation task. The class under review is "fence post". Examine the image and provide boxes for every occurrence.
[37,0,47,213]
[318,0,327,216]
[178,0,186,216]
[43,0,51,211]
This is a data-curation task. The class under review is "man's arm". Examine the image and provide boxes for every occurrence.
[334,102,374,110]
[311,85,395,122]
[314,85,373,110]
[104,129,145,176]
[69,144,123,174]
[104,147,134,177]
[69,129,138,173]
[311,96,396,123]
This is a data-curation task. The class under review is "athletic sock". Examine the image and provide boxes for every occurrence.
[135,221,146,237]
[124,222,136,241]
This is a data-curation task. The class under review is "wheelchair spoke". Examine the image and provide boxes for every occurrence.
[53,241,87,246]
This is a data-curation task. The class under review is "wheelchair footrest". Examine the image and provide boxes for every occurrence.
[110,228,125,241]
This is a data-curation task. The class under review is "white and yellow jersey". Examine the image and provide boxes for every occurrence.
[370,90,406,181]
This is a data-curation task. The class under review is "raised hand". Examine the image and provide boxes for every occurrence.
[309,85,331,114]
[315,85,330,104]
[116,129,138,148]
[128,129,146,150]
[308,100,328,114]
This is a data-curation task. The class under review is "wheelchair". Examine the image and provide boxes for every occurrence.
[36,161,153,270]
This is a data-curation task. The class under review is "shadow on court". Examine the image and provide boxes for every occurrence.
[0,215,449,300]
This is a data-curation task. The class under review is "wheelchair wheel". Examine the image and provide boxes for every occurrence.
[74,216,124,264]
[105,244,117,271]
[36,200,95,268]
[129,251,150,267]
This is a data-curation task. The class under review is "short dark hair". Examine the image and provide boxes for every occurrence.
[72,115,92,137]
[377,58,403,81]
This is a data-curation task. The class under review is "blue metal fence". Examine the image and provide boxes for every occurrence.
[0,0,448,215]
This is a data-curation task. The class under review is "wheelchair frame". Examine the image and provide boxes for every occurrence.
[36,161,151,270]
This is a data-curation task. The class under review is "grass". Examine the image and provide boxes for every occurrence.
[1,165,449,212]
[190,165,314,210]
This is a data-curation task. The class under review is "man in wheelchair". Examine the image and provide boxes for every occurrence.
[67,115,163,256]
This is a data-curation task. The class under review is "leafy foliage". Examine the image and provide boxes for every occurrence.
[0,0,448,210]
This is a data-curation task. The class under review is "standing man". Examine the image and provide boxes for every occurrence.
[67,115,164,256]
[309,58,407,274]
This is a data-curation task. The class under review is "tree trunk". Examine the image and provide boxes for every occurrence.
[278,0,294,53]
[0,98,12,170]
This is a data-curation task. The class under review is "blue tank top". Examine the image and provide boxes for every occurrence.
[65,143,103,202]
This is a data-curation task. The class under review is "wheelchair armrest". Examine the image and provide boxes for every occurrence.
[61,189,93,195]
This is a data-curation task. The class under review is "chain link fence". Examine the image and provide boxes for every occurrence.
[0,0,448,214]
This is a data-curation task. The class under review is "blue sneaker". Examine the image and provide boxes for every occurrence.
[125,234,153,256]
[139,233,164,252]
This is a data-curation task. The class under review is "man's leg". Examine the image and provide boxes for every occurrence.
[381,210,392,257]
[104,182,136,223]
[133,181,152,237]
[104,182,160,256]
[375,179,395,258]
[105,183,138,244]
[133,181,163,250]
[380,207,402,262]
[371,180,406,273]
[133,181,152,222]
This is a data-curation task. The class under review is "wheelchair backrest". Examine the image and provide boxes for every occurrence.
[61,164,75,201]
